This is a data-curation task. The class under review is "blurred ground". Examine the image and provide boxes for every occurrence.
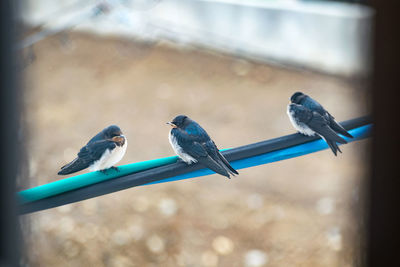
[22,32,369,267]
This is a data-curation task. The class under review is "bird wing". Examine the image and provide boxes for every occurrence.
[192,142,232,178]
[206,141,238,176]
[58,140,116,175]
[216,150,239,175]
[327,113,353,138]
[307,112,348,145]
[294,108,346,156]
[176,133,231,178]
[303,96,353,138]
[77,140,117,164]
[291,104,314,124]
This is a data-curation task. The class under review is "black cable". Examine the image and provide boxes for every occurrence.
[19,115,372,215]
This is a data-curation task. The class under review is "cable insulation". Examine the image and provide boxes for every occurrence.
[18,116,372,214]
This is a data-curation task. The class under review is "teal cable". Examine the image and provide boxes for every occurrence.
[18,155,178,204]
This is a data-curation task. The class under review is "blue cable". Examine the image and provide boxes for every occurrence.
[19,121,372,214]
[147,124,371,185]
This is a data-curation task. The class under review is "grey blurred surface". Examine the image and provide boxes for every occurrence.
[19,0,373,76]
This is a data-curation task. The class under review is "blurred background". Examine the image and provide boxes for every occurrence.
[18,0,372,266]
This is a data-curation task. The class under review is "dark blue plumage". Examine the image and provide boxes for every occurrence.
[58,125,127,175]
[288,92,353,156]
[168,115,238,178]
[291,92,353,139]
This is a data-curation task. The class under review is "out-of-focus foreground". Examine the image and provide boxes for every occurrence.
[22,32,368,267]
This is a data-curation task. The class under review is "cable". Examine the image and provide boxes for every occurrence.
[18,115,372,214]
[19,155,178,204]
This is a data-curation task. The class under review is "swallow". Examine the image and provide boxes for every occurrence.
[58,125,127,175]
[167,115,238,178]
[287,92,353,156]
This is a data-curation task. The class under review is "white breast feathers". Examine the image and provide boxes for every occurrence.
[89,139,128,171]
[169,131,197,164]
[287,105,316,136]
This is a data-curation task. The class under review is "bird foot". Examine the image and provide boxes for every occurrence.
[110,166,120,172]
[100,166,119,174]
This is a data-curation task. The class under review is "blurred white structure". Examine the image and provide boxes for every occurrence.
[19,0,373,76]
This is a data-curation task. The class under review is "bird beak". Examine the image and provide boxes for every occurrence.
[167,122,177,128]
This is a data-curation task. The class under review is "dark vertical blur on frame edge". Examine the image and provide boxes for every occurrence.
[368,0,400,267]
[0,0,22,266]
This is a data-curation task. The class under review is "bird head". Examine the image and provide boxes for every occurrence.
[103,125,125,145]
[290,92,306,104]
[167,115,190,129]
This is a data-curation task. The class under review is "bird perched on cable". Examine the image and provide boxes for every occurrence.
[287,92,353,156]
[58,125,127,175]
[167,115,238,178]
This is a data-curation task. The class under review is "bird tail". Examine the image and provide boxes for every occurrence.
[330,119,353,138]
[197,156,231,179]
[320,130,347,156]
[316,126,347,156]
[216,151,239,176]
[326,139,342,156]
[58,158,89,175]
